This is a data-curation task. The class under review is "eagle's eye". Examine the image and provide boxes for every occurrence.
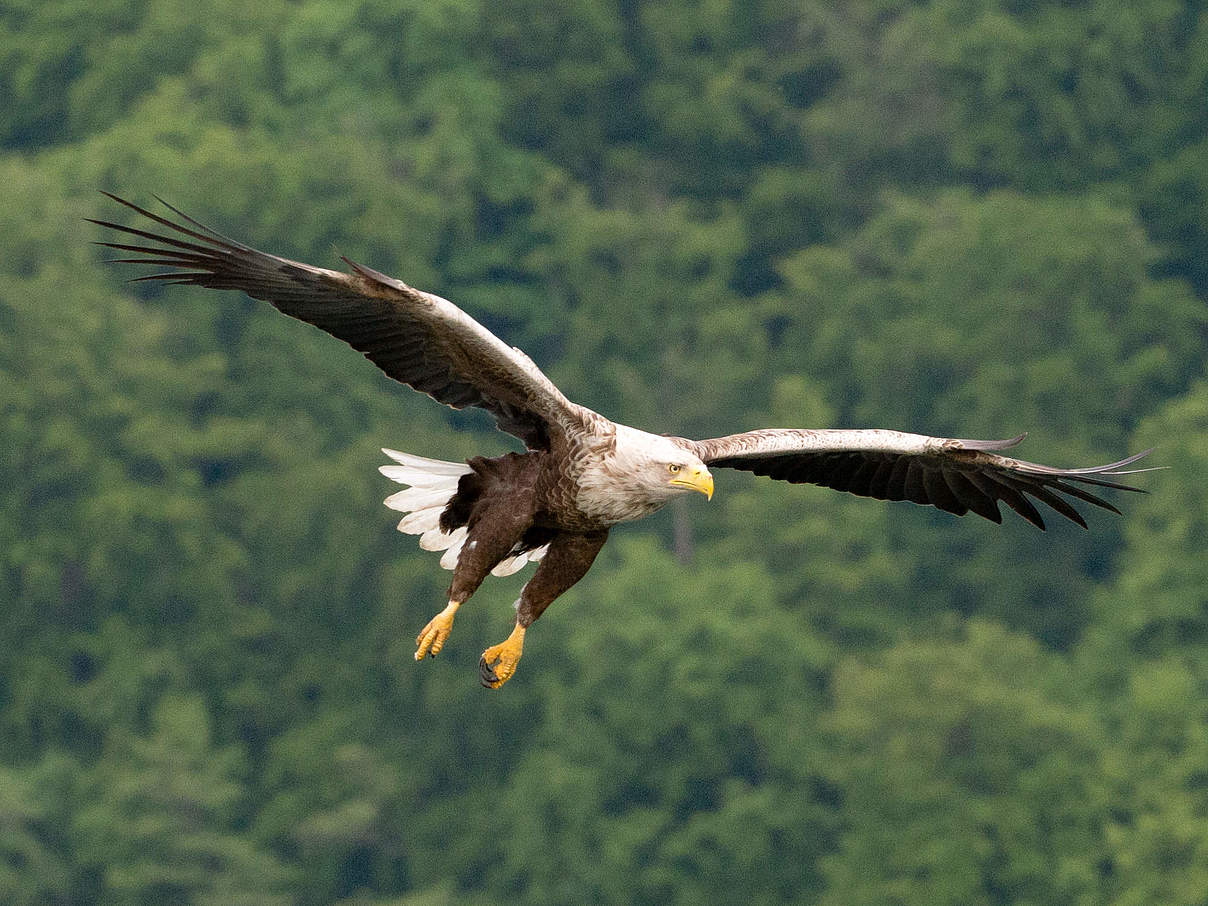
[668,464,682,474]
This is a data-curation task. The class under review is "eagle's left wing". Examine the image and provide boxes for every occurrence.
[693,429,1154,529]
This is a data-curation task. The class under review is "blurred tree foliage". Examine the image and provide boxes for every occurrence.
[2,0,1206,902]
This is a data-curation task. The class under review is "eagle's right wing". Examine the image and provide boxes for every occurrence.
[91,193,598,450]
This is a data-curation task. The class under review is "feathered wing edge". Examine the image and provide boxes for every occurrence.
[693,428,1158,530]
[89,192,599,451]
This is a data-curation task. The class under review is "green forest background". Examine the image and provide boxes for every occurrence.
[3,0,1208,902]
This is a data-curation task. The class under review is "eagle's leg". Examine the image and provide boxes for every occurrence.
[415,499,533,661]
[480,529,609,689]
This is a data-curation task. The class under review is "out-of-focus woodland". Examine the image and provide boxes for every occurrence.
[3,1,1208,902]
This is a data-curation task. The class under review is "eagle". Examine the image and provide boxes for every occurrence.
[92,193,1153,688]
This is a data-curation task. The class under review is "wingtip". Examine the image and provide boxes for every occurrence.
[151,193,187,219]
[93,191,123,220]
[1100,448,1161,476]
[98,189,140,211]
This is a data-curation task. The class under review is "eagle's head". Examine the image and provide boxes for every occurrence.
[576,425,714,524]
[614,427,713,497]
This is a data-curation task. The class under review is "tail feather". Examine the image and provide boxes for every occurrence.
[380,450,469,565]
[397,508,442,535]
[381,448,474,476]
[491,541,551,576]
[492,555,528,577]
[381,464,467,487]
[384,485,459,513]
[439,530,469,569]
[379,448,546,576]
[420,526,464,552]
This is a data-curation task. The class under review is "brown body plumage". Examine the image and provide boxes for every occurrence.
[92,193,1156,688]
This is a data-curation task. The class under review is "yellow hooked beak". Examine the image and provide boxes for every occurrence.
[670,467,714,501]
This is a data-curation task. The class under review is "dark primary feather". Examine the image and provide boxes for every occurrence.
[696,429,1155,530]
[90,192,590,450]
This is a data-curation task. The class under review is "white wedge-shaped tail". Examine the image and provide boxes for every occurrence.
[379,449,550,575]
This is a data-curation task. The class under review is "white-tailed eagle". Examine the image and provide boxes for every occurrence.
[92,193,1154,687]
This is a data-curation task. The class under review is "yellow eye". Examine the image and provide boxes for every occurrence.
[668,464,681,474]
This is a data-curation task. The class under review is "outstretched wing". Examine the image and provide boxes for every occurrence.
[693,429,1155,529]
[90,192,596,450]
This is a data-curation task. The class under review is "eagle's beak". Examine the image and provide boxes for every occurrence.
[671,467,714,501]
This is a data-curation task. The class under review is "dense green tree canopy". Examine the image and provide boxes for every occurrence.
[3,0,1206,902]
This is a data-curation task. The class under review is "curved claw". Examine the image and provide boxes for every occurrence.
[479,657,501,687]
[479,623,526,689]
[415,601,459,660]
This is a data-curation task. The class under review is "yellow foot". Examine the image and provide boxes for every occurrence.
[415,601,460,660]
[480,623,526,689]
